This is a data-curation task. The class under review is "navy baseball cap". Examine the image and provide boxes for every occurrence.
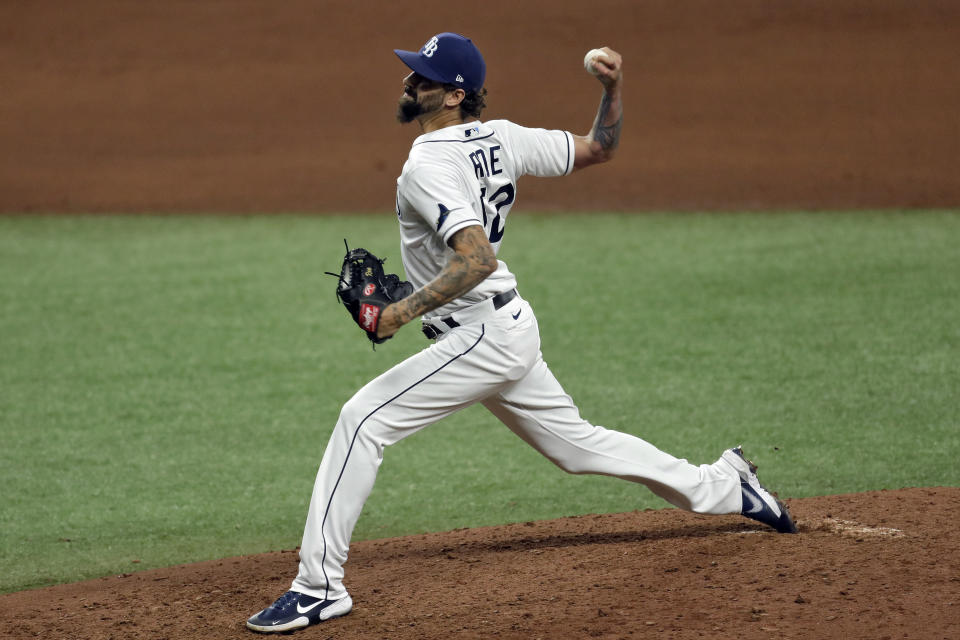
[394,32,486,92]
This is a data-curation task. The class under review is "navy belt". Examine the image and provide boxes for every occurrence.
[422,289,518,340]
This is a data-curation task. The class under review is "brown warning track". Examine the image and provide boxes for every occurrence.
[2,488,958,639]
[1,1,958,214]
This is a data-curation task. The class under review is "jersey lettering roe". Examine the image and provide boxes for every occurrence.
[396,119,574,319]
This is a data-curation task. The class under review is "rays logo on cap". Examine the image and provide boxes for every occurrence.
[422,36,439,57]
[395,33,487,91]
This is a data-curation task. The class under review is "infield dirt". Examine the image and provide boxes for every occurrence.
[2,488,958,639]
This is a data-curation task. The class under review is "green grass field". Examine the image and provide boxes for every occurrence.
[1,211,958,594]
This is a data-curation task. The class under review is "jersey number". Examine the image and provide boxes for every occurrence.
[479,183,515,243]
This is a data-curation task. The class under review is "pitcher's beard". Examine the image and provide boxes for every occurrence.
[396,92,444,124]
[396,96,422,123]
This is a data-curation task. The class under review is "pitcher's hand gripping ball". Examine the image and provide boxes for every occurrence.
[583,48,608,75]
[327,241,414,344]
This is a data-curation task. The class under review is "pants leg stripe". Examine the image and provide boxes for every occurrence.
[318,325,486,599]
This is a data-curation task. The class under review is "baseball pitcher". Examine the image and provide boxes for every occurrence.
[246,32,797,634]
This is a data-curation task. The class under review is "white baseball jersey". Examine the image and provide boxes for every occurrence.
[395,119,574,319]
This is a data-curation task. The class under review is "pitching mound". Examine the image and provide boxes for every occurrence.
[3,487,957,639]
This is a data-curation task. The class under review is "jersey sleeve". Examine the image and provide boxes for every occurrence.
[400,164,483,244]
[498,120,575,178]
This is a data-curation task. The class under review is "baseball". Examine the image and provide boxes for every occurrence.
[583,48,606,75]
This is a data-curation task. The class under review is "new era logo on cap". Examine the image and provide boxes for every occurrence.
[394,32,486,92]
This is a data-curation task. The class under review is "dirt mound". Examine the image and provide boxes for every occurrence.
[2,1,959,213]
[3,487,957,639]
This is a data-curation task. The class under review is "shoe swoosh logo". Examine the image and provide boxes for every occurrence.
[296,600,326,615]
[743,488,765,514]
[512,310,521,320]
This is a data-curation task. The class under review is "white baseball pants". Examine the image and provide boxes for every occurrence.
[291,293,741,600]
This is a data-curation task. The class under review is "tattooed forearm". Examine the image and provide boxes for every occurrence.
[393,287,446,324]
[392,226,497,323]
[591,90,623,152]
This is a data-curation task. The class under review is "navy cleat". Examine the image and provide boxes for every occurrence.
[721,446,798,534]
[246,590,352,634]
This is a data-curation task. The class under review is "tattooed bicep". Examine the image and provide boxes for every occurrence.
[448,225,498,270]
[448,224,487,250]
[448,224,492,259]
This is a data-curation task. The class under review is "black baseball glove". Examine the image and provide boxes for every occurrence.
[326,241,414,344]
